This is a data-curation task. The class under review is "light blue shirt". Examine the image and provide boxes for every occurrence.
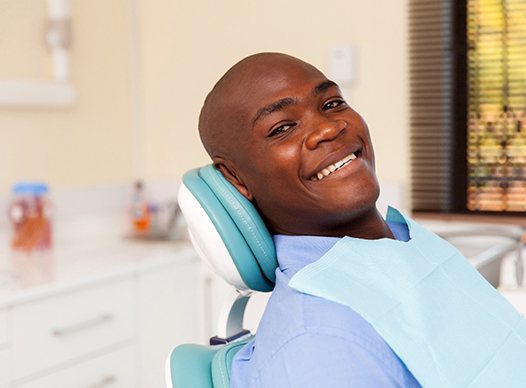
[230,222,421,388]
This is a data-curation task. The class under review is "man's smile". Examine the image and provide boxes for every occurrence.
[308,149,363,182]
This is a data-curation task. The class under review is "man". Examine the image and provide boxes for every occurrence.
[198,52,420,387]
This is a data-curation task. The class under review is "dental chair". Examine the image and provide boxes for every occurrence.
[166,165,278,388]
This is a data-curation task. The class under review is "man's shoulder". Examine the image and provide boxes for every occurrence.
[230,275,419,388]
[253,274,395,364]
[233,323,415,388]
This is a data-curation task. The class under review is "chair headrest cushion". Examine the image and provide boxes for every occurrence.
[178,165,277,292]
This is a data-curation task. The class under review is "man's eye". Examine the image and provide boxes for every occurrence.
[323,99,347,110]
[269,123,295,137]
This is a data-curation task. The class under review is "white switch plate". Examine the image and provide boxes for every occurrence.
[328,45,355,86]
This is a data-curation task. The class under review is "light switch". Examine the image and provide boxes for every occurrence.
[328,45,355,86]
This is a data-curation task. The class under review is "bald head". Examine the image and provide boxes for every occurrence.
[195,52,384,237]
[198,53,324,161]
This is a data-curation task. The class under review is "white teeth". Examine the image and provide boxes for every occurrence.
[311,152,358,181]
[334,159,345,169]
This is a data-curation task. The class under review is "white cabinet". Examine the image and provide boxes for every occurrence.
[0,247,201,388]
[136,259,201,388]
[11,279,134,381]
[0,348,9,388]
[16,346,135,388]
[0,308,7,344]
[0,308,9,387]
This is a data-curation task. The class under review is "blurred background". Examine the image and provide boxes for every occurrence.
[0,1,525,387]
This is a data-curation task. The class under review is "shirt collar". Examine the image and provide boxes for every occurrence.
[274,213,410,278]
[274,234,340,277]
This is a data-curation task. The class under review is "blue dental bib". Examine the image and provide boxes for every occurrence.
[289,208,526,388]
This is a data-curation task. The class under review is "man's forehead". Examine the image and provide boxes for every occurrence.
[221,57,326,114]
[200,54,328,158]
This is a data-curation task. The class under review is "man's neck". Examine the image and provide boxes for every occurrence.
[274,207,395,240]
[331,207,395,240]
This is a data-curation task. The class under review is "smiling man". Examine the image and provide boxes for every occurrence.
[198,52,420,388]
[200,53,393,240]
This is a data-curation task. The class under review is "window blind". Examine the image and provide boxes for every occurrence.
[409,0,459,212]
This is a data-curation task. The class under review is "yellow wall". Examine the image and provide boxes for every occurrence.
[0,0,49,79]
[0,0,134,192]
[139,0,409,188]
[0,0,409,194]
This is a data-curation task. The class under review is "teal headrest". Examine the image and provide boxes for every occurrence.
[179,165,277,292]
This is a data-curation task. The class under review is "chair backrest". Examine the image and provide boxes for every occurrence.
[167,165,278,387]
[166,338,252,388]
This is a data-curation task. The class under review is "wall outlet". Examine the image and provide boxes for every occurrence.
[328,45,355,86]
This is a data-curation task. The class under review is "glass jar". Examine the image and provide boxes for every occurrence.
[9,182,53,252]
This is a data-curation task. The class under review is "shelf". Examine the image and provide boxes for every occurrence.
[0,79,75,107]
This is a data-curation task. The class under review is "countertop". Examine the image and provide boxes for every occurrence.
[0,215,196,307]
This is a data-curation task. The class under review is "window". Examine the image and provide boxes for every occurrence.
[410,0,526,216]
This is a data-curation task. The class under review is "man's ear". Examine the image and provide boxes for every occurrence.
[213,159,254,201]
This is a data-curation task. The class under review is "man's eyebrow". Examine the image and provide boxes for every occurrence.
[252,97,296,126]
[314,80,338,95]
[251,81,338,126]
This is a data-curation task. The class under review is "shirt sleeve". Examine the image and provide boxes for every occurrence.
[252,332,409,388]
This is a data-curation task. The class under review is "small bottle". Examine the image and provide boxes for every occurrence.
[9,182,53,252]
[132,180,150,232]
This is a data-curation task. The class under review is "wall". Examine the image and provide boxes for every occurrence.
[138,0,410,194]
[0,0,409,201]
[0,0,134,193]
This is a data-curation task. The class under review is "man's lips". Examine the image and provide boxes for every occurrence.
[309,150,362,181]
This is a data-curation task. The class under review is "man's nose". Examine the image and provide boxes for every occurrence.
[305,118,347,150]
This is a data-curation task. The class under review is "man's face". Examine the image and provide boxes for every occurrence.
[219,57,380,236]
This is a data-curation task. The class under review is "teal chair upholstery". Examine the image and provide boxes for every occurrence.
[166,165,277,388]
[167,339,252,388]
